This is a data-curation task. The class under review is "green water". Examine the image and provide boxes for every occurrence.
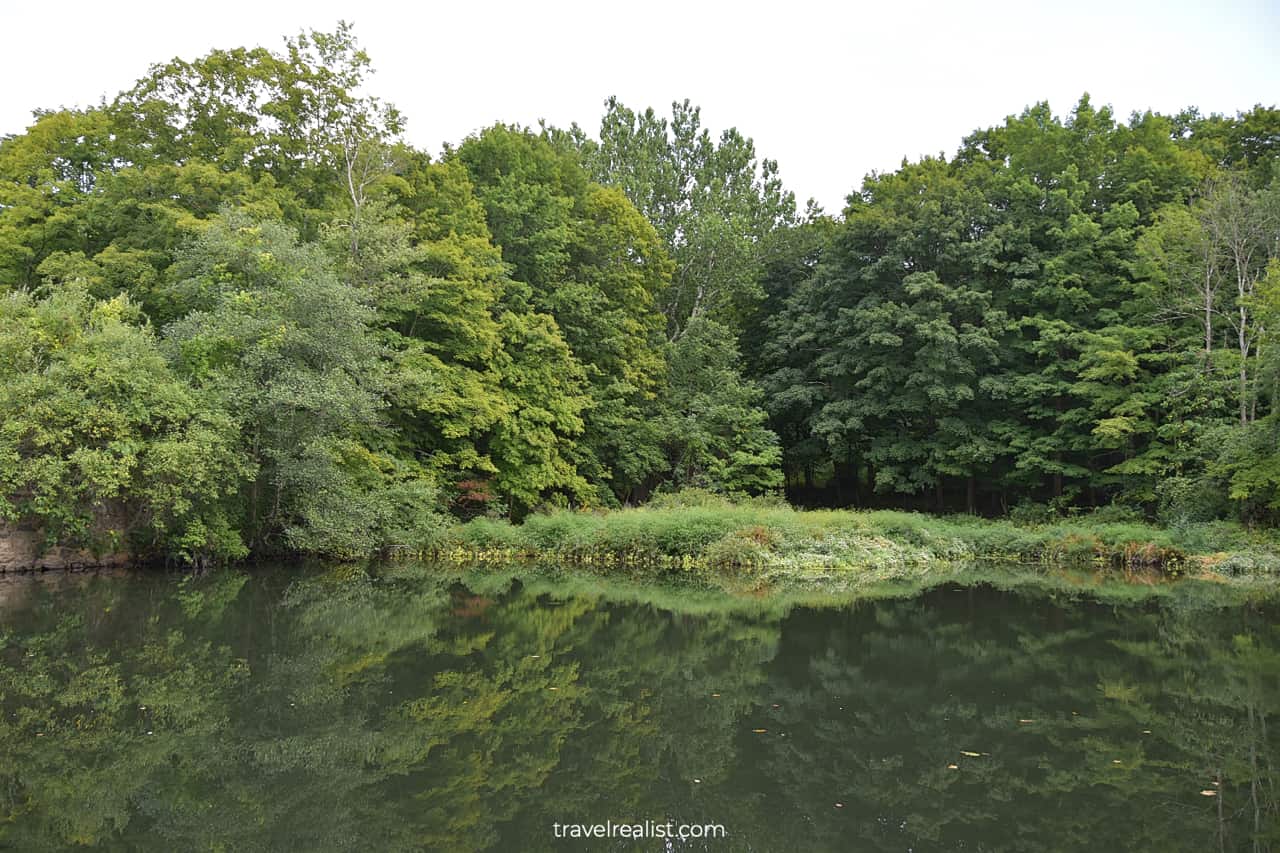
[1,564,1277,852]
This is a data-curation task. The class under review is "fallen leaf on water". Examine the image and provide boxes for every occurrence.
[752,728,768,734]
[1200,790,1217,797]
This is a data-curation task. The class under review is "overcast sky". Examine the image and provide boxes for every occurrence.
[3,0,1277,212]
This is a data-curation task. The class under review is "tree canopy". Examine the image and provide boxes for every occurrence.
[2,27,1278,563]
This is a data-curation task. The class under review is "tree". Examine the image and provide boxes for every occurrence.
[453,125,672,502]
[163,213,438,556]
[577,97,799,338]
[767,154,1004,510]
[337,153,595,515]
[0,285,248,562]
[111,22,401,219]
[661,316,783,494]
[1197,174,1279,424]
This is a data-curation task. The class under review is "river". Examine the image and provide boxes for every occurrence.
[1,563,1277,851]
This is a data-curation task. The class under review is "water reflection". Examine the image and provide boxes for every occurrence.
[1,567,1276,851]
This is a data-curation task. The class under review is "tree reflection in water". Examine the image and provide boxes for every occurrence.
[1,566,1276,851]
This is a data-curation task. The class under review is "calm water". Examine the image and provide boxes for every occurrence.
[1,564,1277,851]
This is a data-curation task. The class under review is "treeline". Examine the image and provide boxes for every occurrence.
[760,98,1280,522]
[0,25,1277,565]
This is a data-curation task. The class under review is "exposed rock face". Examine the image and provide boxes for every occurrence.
[0,509,132,572]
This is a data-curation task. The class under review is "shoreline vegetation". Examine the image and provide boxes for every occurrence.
[8,491,1280,599]
[430,492,1280,590]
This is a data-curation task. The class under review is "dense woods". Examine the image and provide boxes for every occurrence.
[2,26,1278,565]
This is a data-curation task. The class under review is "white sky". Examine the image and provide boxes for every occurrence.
[3,0,1278,213]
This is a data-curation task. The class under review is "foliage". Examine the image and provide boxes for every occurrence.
[660,316,783,494]
[762,97,1280,519]
[0,286,248,561]
[1,26,1278,564]
[162,213,440,557]
[445,492,1280,577]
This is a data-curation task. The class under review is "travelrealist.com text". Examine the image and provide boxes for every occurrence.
[552,820,727,841]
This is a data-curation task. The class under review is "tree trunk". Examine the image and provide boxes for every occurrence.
[1203,261,1214,369]
[1240,308,1250,426]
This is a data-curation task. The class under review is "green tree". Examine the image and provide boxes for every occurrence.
[111,22,401,219]
[163,213,437,556]
[661,316,783,494]
[453,126,671,502]
[331,154,593,515]
[577,97,799,337]
[0,285,248,561]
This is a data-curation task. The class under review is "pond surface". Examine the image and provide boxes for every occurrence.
[1,564,1277,851]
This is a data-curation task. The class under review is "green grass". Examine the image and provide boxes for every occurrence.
[439,493,1280,583]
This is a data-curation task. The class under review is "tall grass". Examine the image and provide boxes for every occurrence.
[440,493,1280,578]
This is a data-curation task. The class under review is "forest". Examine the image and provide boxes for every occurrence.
[1,24,1278,566]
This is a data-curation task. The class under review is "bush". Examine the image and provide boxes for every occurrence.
[1009,502,1057,527]
[1156,476,1230,525]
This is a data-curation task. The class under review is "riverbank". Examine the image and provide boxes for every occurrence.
[441,494,1280,587]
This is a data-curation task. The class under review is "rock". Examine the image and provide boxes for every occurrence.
[0,506,132,572]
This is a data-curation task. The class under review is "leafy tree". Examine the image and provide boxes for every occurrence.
[0,285,248,561]
[111,22,401,219]
[661,316,783,494]
[331,155,593,515]
[453,125,672,502]
[768,155,1004,509]
[163,213,438,556]
[576,97,799,337]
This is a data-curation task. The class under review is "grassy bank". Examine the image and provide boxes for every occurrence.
[439,492,1280,583]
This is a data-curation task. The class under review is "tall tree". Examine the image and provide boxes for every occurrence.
[453,125,672,502]
[576,97,799,338]
[163,213,437,556]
